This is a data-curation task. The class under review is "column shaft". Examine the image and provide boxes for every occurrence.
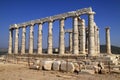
[59,19,65,55]
[88,12,95,56]
[73,16,79,55]
[38,23,43,54]
[79,19,86,54]
[21,27,26,54]
[29,25,34,54]
[106,27,111,54]
[48,21,53,54]
[94,25,98,55]
[97,28,100,53]
[8,30,13,54]
[69,32,72,52]
[14,28,19,54]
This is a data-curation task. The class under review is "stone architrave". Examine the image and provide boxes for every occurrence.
[59,18,65,55]
[38,23,43,54]
[73,16,79,55]
[88,12,95,56]
[29,24,34,54]
[8,29,13,54]
[14,27,19,54]
[105,27,111,54]
[21,27,26,54]
[48,21,53,54]
[69,32,72,52]
[79,19,86,54]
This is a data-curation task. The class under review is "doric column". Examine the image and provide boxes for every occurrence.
[48,20,53,54]
[21,27,26,54]
[88,12,95,56]
[94,24,98,55]
[73,16,79,55]
[105,27,111,54]
[14,28,19,54]
[79,19,86,54]
[29,24,34,54]
[59,18,65,55]
[85,27,88,53]
[69,32,72,52]
[8,29,13,54]
[97,28,100,53]
[38,23,43,54]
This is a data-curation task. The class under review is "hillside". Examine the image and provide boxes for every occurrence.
[100,45,120,54]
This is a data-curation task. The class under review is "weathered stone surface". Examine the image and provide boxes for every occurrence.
[60,61,75,72]
[73,63,80,72]
[81,70,95,74]
[42,60,53,70]
[52,61,61,71]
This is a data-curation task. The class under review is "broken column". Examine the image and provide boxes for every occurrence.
[78,19,86,54]
[105,27,111,54]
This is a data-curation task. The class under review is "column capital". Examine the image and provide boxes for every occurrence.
[88,12,95,15]
[105,27,110,30]
[30,23,35,26]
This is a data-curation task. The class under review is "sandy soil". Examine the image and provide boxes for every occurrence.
[0,62,120,80]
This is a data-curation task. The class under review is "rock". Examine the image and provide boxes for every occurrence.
[81,70,95,74]
[29,65,40,70]
[73,63,79,72]
[60,61,75,72]
[52,61,61,71]
[42,60,53,70]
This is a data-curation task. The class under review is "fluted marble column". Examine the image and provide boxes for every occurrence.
[97,28,100,53]
[38,23,43,54]
[73,16,79,55]
[94,24,98,55]
[59,18,65,55]
[21,27,26,54]
[14,28,19,54]
[79,19,86,54]
[85,28,88,53]
[69,32,72,52]
[48,21,53,54]
[88,12,95,56]
[8,29,13,54]
[29,24,34,54]
[106,27,111,54]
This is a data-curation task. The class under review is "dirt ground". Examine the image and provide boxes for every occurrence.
[0,62,120,80]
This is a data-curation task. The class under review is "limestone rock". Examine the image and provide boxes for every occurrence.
[60,61,75,72]
[81,70,95,74]
[52,61,61,71]
[73,63,80,72]
[42,60,53,70]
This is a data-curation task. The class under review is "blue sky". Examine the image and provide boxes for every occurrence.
[0,0,120,49]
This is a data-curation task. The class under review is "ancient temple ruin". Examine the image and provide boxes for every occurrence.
[8,7,111,56]
[6,7,120,74]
